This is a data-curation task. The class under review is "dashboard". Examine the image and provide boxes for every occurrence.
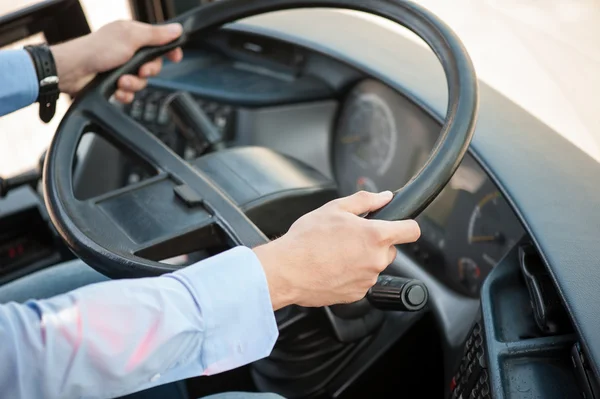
[0,7,595,398]
[334,80,524,297]
[76,28,525,298]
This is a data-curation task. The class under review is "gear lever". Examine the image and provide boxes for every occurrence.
[367,275,428,311]
[0,151,46,198]
[0,170,39,198]
[165,91,225,154]
[330,275,428,321]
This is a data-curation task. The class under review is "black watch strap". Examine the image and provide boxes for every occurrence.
[24,44,60,123]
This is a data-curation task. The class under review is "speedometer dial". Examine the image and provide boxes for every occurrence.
[334,80,405,196]
[337,92,397,177]
[468,190,517,267]
[334,80,437,197]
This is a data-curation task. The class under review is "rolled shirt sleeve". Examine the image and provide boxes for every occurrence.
[0,246,278,399]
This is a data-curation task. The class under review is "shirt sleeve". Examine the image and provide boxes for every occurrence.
[0,49,39,116]
[0,246,278,399]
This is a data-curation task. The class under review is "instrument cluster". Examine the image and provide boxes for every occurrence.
[334,80,524,296]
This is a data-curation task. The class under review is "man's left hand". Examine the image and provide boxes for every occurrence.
[50,20,184,103]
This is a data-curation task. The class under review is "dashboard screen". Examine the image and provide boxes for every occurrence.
[0,222,54,276]
[0,231,50,270]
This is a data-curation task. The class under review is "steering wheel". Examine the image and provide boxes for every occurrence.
[43,0,478,279]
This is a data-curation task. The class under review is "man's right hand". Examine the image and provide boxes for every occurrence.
[253,191,421,310]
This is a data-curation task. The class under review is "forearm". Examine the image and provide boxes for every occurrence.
[0,247,278,399]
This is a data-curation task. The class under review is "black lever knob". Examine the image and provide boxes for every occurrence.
[165,91,225,154]
[367,275,428,311]
[0,169,40,198]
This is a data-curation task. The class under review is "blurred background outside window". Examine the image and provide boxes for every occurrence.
[1,0,599,175]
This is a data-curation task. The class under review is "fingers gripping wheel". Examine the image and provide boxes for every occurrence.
[44,0,478,281]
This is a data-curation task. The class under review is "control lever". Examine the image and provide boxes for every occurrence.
[165,91,225,154]
[366,275,428,311]
[0,170,40,198]
[0,152,45,198]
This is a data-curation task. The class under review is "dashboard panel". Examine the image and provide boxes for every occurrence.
[334,80,524,297]
[110,30,524,298]
[413,155,524,296]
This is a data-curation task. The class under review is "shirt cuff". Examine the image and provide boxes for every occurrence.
[0,49,39,116]
[166,246,278,374]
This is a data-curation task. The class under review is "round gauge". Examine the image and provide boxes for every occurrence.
[337,93,396,175]
[467,191,516,267]
[334,89,397,195]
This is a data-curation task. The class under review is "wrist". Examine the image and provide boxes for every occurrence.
[253,240,299,310]
[50,38,93,96]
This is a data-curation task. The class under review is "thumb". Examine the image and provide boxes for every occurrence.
[335,191,393,215]
[133,23,183,48]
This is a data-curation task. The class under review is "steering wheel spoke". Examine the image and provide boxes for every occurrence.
[46,92,268,278]
[80,94,179,175]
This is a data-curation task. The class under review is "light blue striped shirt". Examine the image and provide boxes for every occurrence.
[0,49,278,399]
[0,49,39,115]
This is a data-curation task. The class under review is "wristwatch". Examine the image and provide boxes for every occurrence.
[24,44,60,123]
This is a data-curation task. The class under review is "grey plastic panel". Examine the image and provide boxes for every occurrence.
[235,100,338,178]
[150,50,334,106]
[73,134,126,200]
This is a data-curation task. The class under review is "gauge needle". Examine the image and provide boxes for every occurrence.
[471,233,504,243]
[470,235,497,243]
[340,135,364,144]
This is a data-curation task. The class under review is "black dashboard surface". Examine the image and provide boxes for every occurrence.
[230,9,600,379]
[152,50,333,106]
[150,31,334,107]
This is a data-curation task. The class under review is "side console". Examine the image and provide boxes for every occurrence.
[449,240,596,399]
[0,186,69,283]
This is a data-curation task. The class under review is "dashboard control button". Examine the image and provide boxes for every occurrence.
[479,373,487,384]
[157,107,169,125]
[130,100,143,119]
[481,383,489,396]
[143,102,158,123]
[475,336,483,347]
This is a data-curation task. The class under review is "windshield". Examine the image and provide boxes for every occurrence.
[166,0,599,161]
[415,0,600,161]
[0,0,598,176]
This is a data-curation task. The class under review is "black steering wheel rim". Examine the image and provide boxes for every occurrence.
[43,0,478,278]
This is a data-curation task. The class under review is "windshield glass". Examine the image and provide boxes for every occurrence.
[1,0,597,176]
[168,0,599,160]
[414,0,600,161]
